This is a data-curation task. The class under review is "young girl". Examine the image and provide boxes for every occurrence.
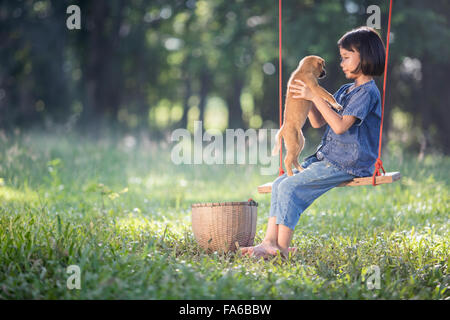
[241,26,386,259]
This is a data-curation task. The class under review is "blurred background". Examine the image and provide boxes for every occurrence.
[1,0,449,156]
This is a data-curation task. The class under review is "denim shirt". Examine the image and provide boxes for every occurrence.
[305,79,382,177]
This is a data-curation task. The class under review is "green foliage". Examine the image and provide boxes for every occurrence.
[1,0,449,152]
[0,130,448,299]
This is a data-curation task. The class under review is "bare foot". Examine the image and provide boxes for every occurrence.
[240,242,280,259]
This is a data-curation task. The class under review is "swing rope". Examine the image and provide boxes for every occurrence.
[278,0,285,176]
[372,0,393,186]
[276,0,394,186]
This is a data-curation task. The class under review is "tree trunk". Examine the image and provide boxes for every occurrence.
[180,57,192,130]
[226,73,244,129]
[80,0,125,129]
[198,69,211,125]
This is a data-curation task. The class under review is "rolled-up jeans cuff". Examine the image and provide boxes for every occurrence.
[275,216,295,230]
[275,199,302,230]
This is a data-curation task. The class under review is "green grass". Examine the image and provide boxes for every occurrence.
[0,129,449,299]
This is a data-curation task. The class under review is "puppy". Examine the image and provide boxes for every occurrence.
[272,55,342,176]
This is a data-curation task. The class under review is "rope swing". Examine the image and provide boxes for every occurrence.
[258,0,401,194]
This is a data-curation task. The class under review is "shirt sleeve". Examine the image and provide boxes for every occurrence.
[342,88,373,126]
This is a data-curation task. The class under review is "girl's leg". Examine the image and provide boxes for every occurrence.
[240,170,295,257]
[261,216,278,246]
[277,224,294,257]
[260,156,318,248]
[274,161,356,257]
[263,171,294,244]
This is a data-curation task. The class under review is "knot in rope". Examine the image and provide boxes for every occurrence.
[372,158,386,186]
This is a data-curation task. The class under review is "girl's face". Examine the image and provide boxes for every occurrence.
[339,47,361,79]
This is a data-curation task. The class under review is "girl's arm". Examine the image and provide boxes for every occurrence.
[308,103,326,128]
[311,95,356,134]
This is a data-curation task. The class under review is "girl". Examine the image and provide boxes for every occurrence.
[241,26,386,259]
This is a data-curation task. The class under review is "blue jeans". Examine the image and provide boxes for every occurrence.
[269,155,357,230]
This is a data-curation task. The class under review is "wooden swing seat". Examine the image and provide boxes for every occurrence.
[257,171,401,194]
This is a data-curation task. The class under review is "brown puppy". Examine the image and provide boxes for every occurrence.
[272,55,342,176]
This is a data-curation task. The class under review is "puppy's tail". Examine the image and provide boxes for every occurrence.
[271,129,283,156]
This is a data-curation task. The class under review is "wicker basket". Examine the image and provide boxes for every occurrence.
[191,200,258,252]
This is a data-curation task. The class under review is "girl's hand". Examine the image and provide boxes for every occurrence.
[289,80,314,101]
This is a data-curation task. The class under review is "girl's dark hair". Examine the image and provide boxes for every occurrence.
[337,26,386,76]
